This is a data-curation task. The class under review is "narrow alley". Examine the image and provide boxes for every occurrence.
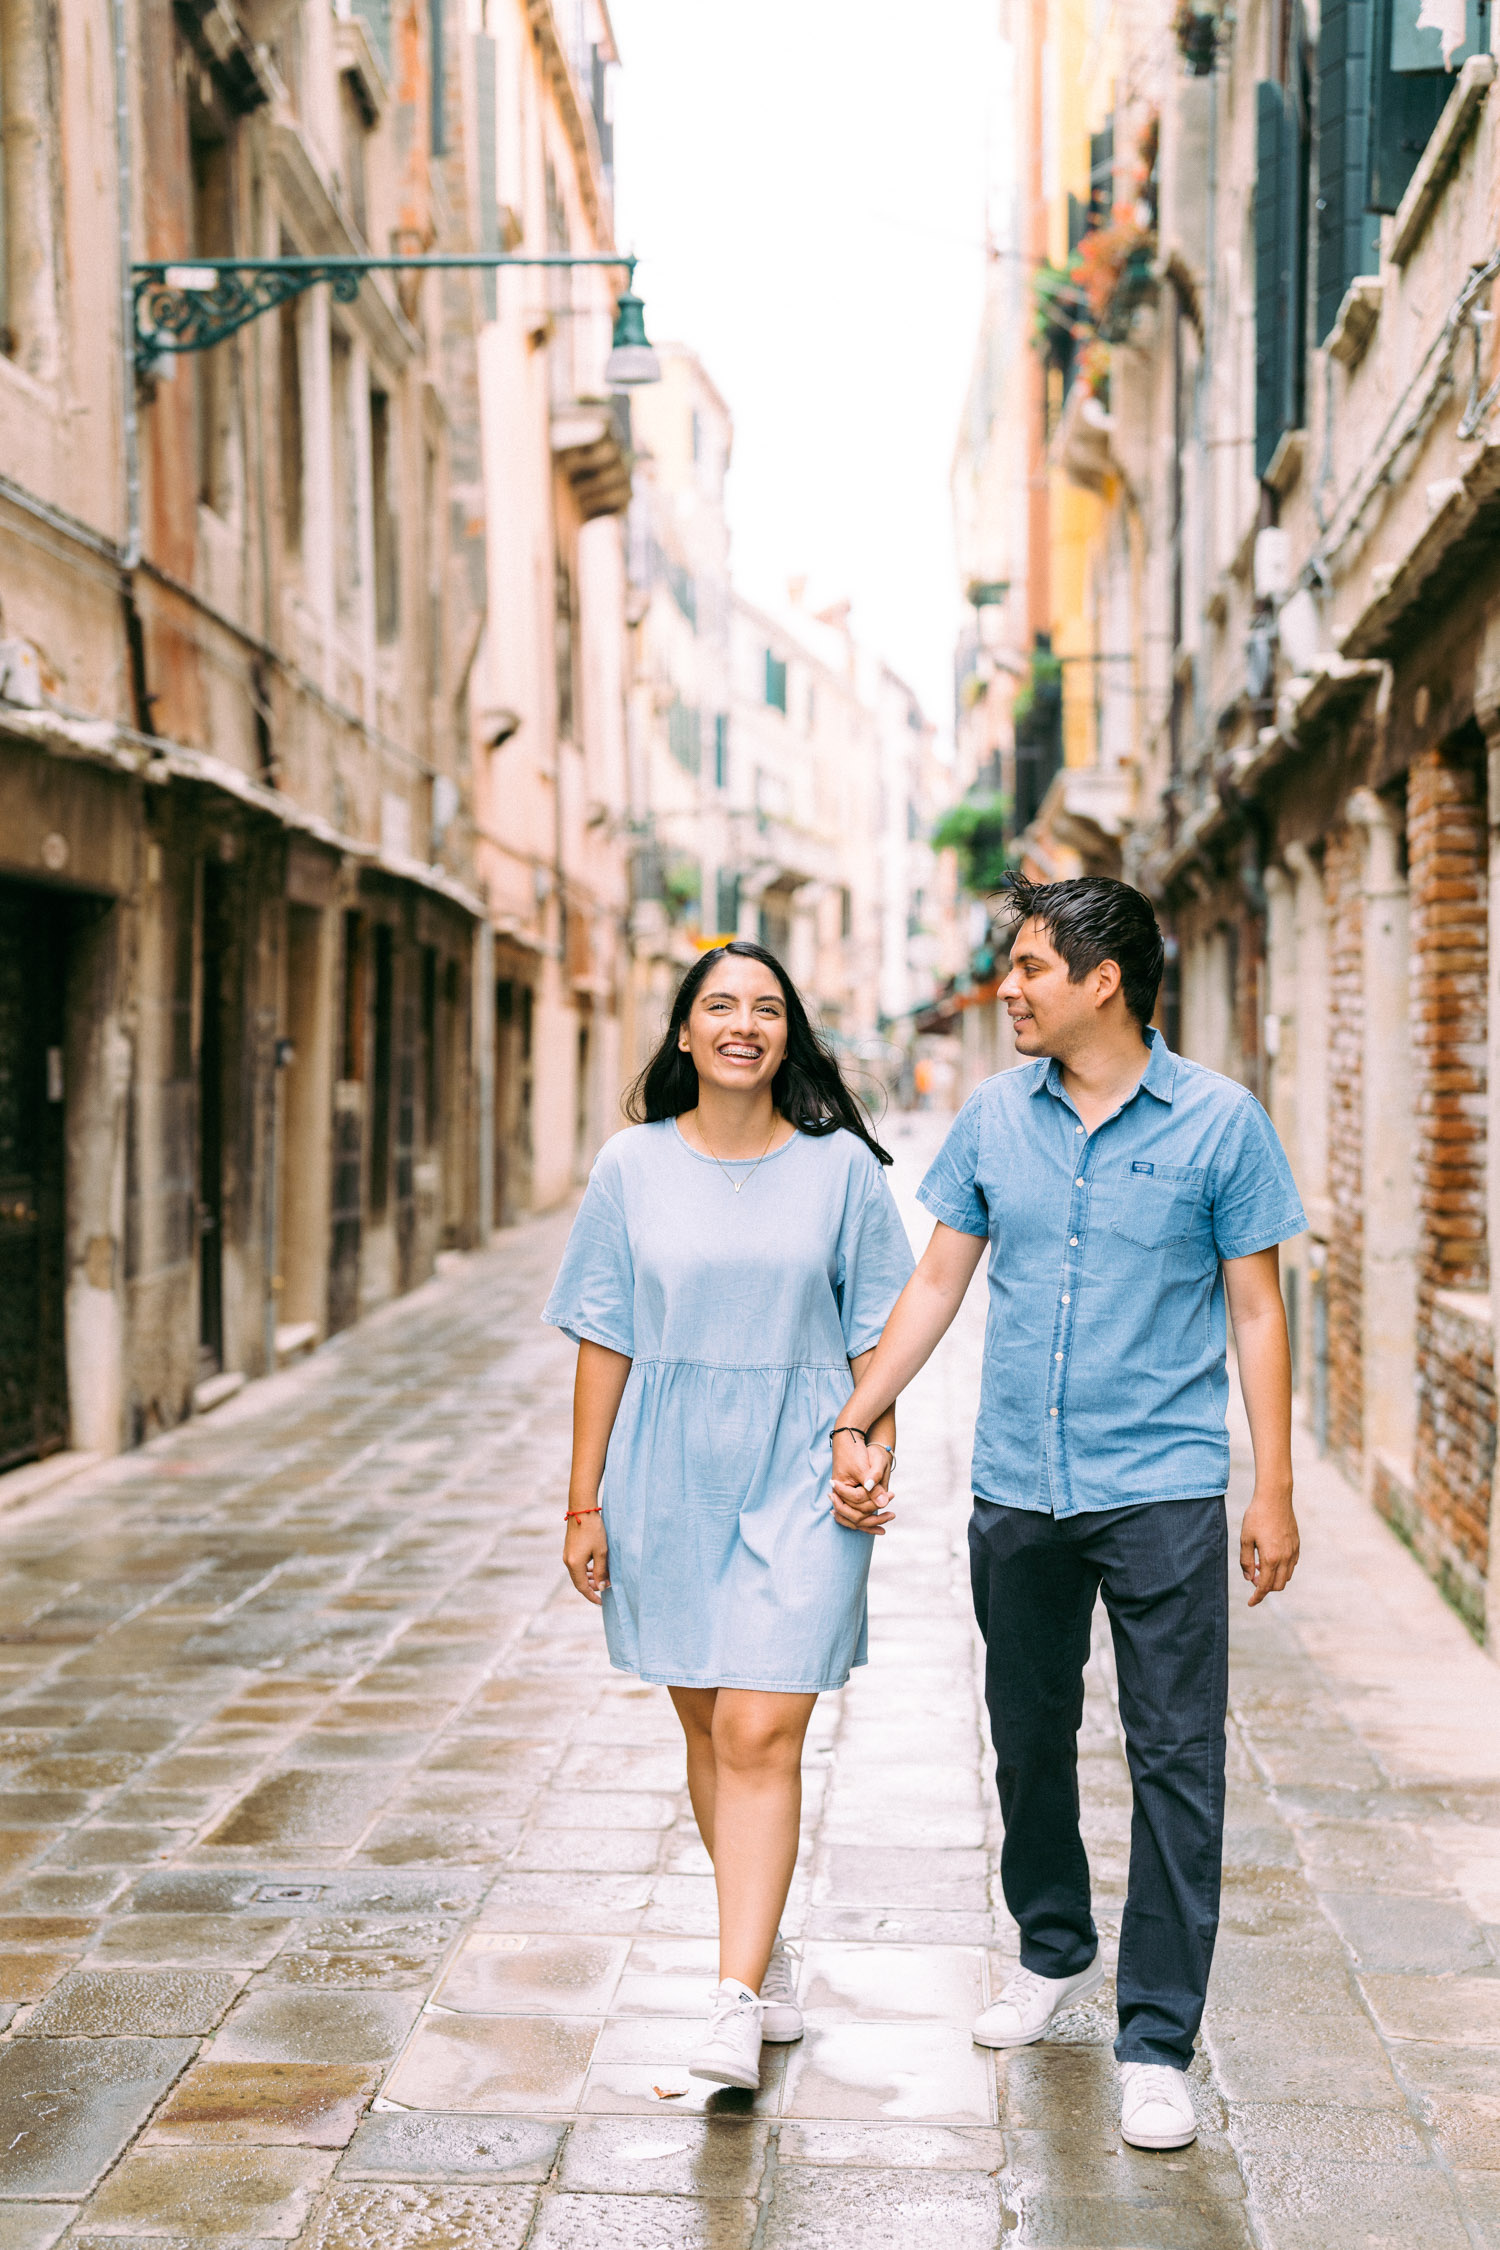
[0,1126,1493,2249]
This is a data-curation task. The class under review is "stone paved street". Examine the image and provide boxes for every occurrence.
[0,1120,1494,2247]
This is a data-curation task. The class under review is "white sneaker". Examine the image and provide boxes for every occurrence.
[759,1934,803,2043]
[1119,2060,1197,2149]
[971,1957,1106,2048]
[688,1978,763,2090]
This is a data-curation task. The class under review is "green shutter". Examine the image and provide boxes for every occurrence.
[1316,0,1381,339]
[429,0,446,157]
[1255,82,1304,479]
[1367,0,1453,210]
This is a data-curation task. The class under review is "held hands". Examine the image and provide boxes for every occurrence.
[564,1505,610,1605]
[831,1428,896,1537]
[1239,1486,1299,1606]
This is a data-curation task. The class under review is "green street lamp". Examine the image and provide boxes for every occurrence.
[603,290,661,387]
[131,252,661,382]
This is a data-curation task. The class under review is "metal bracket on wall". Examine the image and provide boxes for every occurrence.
[130,252,638,374]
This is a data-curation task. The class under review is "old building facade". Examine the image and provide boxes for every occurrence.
[470,0,634,1219]
[620,342,940,1086]
[958,0,1500,1644]
[0,0,646,1475]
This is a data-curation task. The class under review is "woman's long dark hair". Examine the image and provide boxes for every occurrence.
[625,941,893,1165]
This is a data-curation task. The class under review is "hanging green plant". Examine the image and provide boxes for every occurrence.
[1011,647,1064,736]
[1032,256,1091,363]
[931,794,1013,897]
[1173,0,1219,73]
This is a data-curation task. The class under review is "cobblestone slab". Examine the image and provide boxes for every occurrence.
[0,1120,1490,2245]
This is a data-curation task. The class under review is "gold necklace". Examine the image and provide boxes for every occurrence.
[693,1117,779,1194]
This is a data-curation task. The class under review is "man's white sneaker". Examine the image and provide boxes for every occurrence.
[688,1978,763,2090]
[759,1935,803,2043]
[971,1958,1106,2048]
[1119,2061,1197,2149]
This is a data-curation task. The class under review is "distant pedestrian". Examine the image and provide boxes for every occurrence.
[544,941,913,2092]
[831,874,1305,2152]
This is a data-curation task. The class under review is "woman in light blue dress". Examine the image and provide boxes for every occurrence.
[544,941,913,2090]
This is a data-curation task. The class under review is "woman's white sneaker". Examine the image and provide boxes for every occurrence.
[1119,2061,1197,2149]
[971,1958,1106,2048]
[688,1978,763,2090]
[759,1935,804,2043]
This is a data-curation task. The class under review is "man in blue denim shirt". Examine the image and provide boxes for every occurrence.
[833,875,1305,2153]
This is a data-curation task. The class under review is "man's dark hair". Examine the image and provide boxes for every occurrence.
[999,873,1165,1031]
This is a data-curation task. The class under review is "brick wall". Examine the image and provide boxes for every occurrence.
[1404,747,1492,1631]
[1323,827,1365,1472]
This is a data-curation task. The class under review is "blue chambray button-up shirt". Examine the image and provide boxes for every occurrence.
[916,1030,1306,1515]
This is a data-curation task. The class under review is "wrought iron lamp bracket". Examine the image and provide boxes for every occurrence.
[131,253,637,374]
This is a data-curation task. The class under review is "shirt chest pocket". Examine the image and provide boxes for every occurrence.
[1108,1163,1207,1249]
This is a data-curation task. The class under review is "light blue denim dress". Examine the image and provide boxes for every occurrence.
[543,1120,915,1692]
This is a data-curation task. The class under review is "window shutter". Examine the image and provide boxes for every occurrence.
[1255,82,1304,479]
[1316,0,1380,339]
[429,0,446,157]
[1255,84,1290,478]
[1366,0,1457,210]
[475,35,498,321]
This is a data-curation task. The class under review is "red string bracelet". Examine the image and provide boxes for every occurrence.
[565,1507,602,1521]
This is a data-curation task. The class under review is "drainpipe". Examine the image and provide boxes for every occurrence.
[111,0,140,571]
[111,0,153,734]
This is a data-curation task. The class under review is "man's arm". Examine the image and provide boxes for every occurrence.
[830,1221,987,1528]
[1223,1246,1299,1607]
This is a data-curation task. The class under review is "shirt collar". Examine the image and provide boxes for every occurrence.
[1032,1026,1177,1107]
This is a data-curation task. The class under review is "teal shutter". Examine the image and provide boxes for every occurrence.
[1365,0,1478,210]
[1255,82,1304,479]
[1316,0,1381,339]
[429,0,446,157]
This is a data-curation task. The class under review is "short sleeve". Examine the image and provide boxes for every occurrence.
[1209,1096,1307,1261]
[836,1155,916,1355]
[542,1148,635,1355]
[915,1093,990,1238]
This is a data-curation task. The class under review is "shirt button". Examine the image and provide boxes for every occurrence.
[1070,1236,1078,1246]
[1050,1407,1059,1417]
[1075,1125,1084,1135]
[1055,1351,1063,1361]
[1061,1293,1070,1304]
[1075,1177,1084,1187]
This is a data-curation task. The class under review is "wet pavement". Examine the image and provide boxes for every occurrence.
[0,1116,1494,2246]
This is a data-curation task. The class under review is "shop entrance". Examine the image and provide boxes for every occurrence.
[0,879,69,1469]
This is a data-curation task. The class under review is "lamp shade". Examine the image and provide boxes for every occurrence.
[604,289,661,387]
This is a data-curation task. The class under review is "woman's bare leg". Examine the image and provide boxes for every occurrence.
[669,1685,720,1856]
[709,1689,818,1990]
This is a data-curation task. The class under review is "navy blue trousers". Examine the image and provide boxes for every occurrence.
[969,1494,1229,2067]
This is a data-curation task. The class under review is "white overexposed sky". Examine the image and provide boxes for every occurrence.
[609,0,1000,730]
